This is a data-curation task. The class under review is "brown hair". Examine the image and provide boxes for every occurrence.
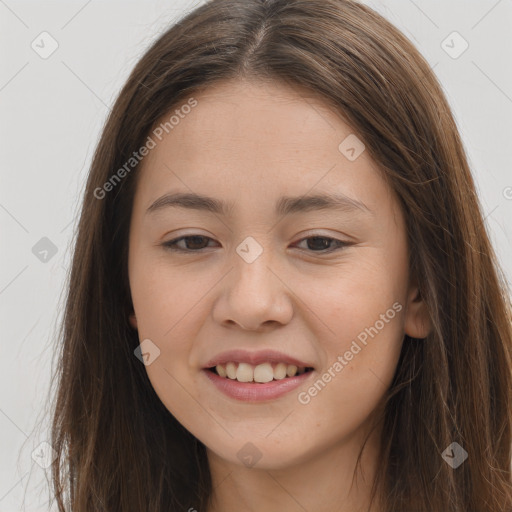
[48,0,512,510]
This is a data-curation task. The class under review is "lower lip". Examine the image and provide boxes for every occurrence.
[203,369,315,402]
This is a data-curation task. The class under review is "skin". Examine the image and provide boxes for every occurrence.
[127,78,432,512]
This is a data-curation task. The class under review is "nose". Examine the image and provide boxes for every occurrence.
[211,240,294,332]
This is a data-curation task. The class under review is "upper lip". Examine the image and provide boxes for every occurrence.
[203,349,313,369]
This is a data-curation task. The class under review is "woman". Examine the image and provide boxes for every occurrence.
[49,0,512,510]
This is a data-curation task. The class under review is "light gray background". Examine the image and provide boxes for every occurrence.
[1,1,511,510]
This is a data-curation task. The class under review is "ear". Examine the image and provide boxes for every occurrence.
[403,278,432,339]
[129,312,138,330]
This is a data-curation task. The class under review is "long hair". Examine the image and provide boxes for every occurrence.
[49,0,512,510]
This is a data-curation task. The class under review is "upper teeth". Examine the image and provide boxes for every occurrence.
[215,362,307,383]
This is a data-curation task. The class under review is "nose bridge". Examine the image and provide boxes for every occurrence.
[232,233,276,289]
[210,231,295,330]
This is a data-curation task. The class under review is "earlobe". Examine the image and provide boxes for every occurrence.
[129,312,138,330]
[403,284,432,339]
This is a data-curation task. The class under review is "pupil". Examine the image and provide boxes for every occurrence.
[187,236,208,249]
[308,237,329,251]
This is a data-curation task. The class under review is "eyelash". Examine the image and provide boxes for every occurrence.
[161,234,349,254]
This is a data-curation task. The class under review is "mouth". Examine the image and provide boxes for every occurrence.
[202,360,316,402]
[202,349,316,401]
[207,362,315,383]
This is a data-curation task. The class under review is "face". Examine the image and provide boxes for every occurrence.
[127,78,431,470]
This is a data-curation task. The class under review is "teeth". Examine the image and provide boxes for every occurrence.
[274,362,287,380]
[226,362,237,379]
[216,364,227,378]
[253,363,273,383]
[236,362,253,382]
[214,362,309,383]
[286,364,297,377]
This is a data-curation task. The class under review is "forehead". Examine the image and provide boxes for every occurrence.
[172,78,346,154]
[134,78,397,222]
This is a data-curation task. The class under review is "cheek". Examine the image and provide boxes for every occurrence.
[129,251,211,338]
[296,272,405,440]
[129,257,208,430]
[305,252,404,335]
[129,255,207,407]
[300,254,405,388]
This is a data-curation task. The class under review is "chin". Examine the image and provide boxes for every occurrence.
[202,428,319,471]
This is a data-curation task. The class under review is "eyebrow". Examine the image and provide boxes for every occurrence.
[145,191,373,217]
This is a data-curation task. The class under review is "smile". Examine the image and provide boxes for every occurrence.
[203,364,315,402]
[202,349,316,401]
[208,362,314,383]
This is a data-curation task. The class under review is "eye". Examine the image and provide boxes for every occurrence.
[292,236,348,253]
[161,234,349,254]
[162,235,217,252]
